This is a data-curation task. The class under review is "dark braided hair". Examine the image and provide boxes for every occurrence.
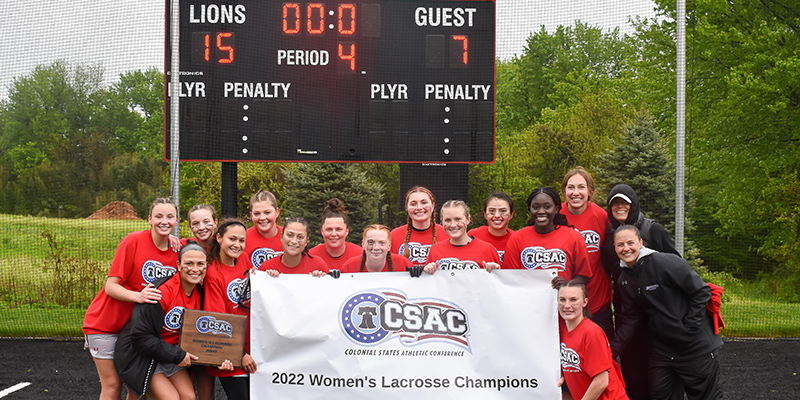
[525,187,571,228]
[402,186,437,258]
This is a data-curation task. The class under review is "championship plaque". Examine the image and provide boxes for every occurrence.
[179,309,247,368]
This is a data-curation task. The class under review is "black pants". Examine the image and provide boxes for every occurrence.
[219,376,250,400]
[592,302,615,341]
[649,349,722,400]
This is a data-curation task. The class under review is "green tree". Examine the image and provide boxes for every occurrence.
[595,112,675,229]
[282,163,384,245]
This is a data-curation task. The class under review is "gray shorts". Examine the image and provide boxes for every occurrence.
[84,334,117,360]
[154,362,184,377]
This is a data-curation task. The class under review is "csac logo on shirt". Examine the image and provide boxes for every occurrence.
[227,277,251,304]
[398,242,432,264]
[164,306,184,330]
[141,260,176,284]
[339,289,471,352]
[579,229,601,253]
[251,248,283,268]
[519,247,567,271]
[560,343,581,372]
[437,258,481,270]
[196,315,233,338]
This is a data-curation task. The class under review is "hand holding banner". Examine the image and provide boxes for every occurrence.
[250,269,560,400]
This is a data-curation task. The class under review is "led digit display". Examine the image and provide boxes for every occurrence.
[165,0,495,163]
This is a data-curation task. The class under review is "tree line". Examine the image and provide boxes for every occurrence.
[1,0,797,299]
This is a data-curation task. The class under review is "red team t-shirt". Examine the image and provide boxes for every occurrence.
[561,202,612,313]
[242,226,284,270]
[340,254,413,273]
[308,242,364,270]
[257,255,330,275]
[560,319,628,400]
[158,274,203,346]
[466,226,515,264]
[503,226,592,281]
[204,258,253,377]
[426,238,501,270]
[390,224,447,267]
[83,230,179,335]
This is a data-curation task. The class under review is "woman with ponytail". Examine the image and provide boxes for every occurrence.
[258,218,329,276]
[504,187,592,284]
[341,225,413,273]
[309,198,363,270]
[390,186,446,268]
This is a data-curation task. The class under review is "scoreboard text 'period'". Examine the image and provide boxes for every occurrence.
[165,0,495,162]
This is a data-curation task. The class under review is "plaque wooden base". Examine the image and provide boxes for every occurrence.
[179,309,247,368]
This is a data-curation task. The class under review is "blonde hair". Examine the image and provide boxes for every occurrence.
[149,197,178,216]
[250,190,279,209]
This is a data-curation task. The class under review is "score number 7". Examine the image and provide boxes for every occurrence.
[453,35,468,64]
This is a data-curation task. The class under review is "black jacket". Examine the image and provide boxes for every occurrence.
[609,249,722,360]
[114,275,197,397]
[601,184,679,281]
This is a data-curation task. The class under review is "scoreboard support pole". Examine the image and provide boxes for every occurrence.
[221,162,238,218]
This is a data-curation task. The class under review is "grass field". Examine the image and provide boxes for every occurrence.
[0,214,797,338]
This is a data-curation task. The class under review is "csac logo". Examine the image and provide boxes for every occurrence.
[196,316,233,338]
[560,343,581,372]
[437,258,481,270]
[339,290,470,352]
[578,229,601,253]
[164,306,184,330]
[520,247,567,271]
[251,248,282,268]
[142,260,176,284]
[227,277,250,304]
[398,242,431,264]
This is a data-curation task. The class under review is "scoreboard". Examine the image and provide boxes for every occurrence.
[165,0,495,162]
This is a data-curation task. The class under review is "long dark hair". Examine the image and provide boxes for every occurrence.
[402,186,438,257]
[525,187,570,228]
[283,217,313,258]
[208,219,247,265]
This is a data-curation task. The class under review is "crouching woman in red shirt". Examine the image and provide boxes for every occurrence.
[555,278,628,400]
[113,242,233,400]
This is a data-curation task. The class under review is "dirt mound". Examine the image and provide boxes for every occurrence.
[86,201,141,220]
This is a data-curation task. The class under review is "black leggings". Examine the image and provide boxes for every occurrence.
[219,376,249,400]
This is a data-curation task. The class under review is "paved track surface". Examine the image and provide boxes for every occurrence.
[0,338,798,399]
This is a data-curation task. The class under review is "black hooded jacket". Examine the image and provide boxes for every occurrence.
[114,274,202,397]
[609,249,723,360]
[601,184,679,280]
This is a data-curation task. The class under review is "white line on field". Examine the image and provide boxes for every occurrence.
[0,382,31,398]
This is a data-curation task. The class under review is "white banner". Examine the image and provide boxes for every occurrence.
[250,269,560,400]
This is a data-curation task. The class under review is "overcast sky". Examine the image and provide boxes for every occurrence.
[0,0,656,99]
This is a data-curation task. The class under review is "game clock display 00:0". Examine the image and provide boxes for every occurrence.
[166,0,495,163]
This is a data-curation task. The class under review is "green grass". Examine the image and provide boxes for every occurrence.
[0,307,86,337]
[0,214,797,338]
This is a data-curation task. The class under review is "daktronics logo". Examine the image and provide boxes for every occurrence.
[141,260,176,284]
[339,290,470,352]
[438,258,481,270]
[519,247,567,271]
[398,242,431,263]
[579,229,601,252]
[251,247,282,268]
[196,315,234,338]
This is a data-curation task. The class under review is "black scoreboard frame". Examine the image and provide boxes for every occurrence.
[165,0,496,163]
